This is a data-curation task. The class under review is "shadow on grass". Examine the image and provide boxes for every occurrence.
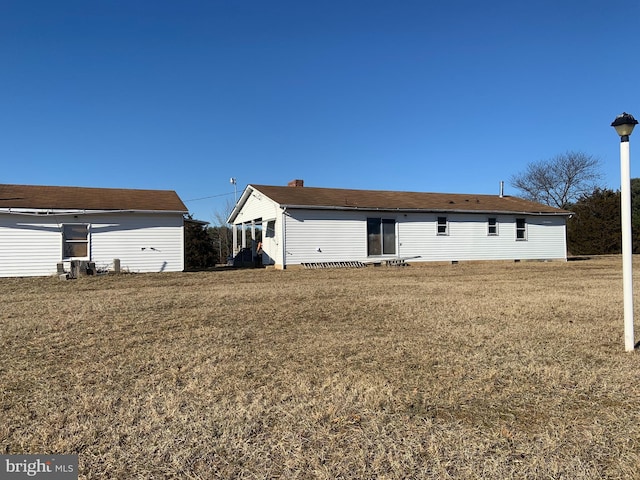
[567,256,592,261]
[184,265,266,273]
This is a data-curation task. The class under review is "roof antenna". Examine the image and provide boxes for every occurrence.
[230,177,237,203]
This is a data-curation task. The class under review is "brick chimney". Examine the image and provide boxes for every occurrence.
[288,179,304,187]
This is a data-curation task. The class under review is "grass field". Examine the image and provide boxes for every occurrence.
[2,257,640,479]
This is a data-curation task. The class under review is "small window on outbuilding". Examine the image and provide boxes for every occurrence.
[62,224,89,259]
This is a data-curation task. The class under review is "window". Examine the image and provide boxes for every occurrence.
[488,217,498,236]
[265,220,275,238]
[367,218,396,256]
[62,224,89,259]
[516,218,527,240]
[437,216,448,235]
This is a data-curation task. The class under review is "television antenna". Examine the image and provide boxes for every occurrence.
[230,177,237,203]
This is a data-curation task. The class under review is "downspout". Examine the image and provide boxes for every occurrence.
[281,207,287,269]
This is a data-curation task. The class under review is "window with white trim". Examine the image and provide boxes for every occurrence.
[488,217,498,236]
[515,218,527,240]
[437,216,448,235]
[62,224,89,259]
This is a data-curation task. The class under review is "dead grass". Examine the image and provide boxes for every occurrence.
[1,257,640,478]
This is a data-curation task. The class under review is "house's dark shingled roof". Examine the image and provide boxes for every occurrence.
[250,185,571,215]
[0,184,188,212]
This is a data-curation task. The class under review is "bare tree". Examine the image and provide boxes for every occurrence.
[212,198,236,226]
[210,198,236,263]
[510,151,602,209]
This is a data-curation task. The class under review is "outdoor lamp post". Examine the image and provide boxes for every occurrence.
[612,112,639,351]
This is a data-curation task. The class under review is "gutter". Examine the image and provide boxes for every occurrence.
[281,206,287,269]
[0,208,189,216]
[276,204,572,216]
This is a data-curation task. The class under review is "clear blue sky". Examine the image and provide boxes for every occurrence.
[2,0,639,223]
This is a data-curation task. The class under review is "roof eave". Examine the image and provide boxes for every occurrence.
[279,204,572,216]
[0,208,188,216]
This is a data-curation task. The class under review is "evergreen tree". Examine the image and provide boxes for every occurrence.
[184,216,216,270]
[567,188,621,255]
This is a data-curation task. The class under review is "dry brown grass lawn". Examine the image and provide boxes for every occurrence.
[2,257,640,479]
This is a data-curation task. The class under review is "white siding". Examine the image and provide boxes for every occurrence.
[90,213,184,273]
[0,212,184,277]
[399,213,566,262]
[0,216,63,277]
[282,209,567,266]
[284,209,368,265]
[234,191,280,224]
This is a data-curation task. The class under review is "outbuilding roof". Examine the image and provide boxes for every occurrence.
[0,184,188,212]
[246,184,571,215]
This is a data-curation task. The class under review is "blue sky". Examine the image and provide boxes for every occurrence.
[1,1,639,223]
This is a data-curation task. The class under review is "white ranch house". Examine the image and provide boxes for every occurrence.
[228,180,571,269]
[0,184,188,277]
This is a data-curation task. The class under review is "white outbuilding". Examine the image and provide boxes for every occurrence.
[0,184,188,277]
[228,180,572,269]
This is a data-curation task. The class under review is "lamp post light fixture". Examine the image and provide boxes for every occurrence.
[612,112,638,352]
